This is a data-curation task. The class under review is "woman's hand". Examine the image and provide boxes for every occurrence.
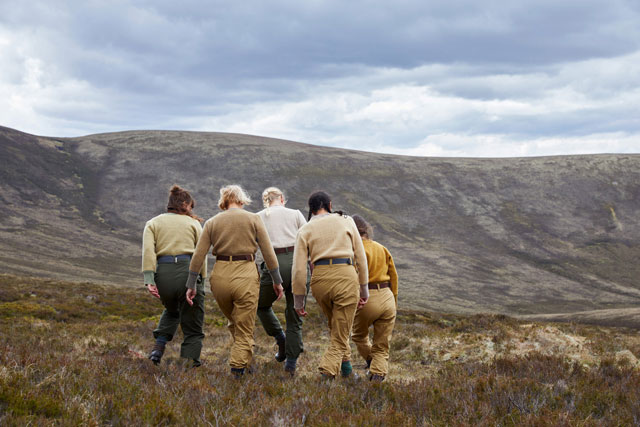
[273,283,284,301]
[146,284,160,299]
[295,307,307,317]
[185,288,196,306]
[357,297,368,309]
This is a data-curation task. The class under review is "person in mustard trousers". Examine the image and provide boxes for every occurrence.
[255,187,310,376]
[350,214,398,382]
[142,185,207,368]
[291,191,369,379]
[185,185,282,376]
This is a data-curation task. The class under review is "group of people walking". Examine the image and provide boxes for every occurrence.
[141,184,398,381]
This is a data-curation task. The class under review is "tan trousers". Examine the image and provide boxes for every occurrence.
[351,287,396,376]
[310,264,359,377]
[210,260,260,369]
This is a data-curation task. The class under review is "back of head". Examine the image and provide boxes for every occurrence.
[167,185,202,221]
[218,184,252,210]
[307,190,332,221]
[352,214,373,239]
[262,187,284,211]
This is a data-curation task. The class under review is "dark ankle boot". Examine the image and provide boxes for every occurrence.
[370,374,385,382]
[275,332,286,363]
[148,341,166,365]
[284,358,297,376]
[231,367,245,377]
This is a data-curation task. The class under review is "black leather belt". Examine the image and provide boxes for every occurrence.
[216,254,255,261]
[314,258,352,266]
[274,246,295,254]
[157,254,191,264]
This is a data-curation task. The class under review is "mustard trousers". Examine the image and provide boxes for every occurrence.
[310,264,359,377]
[351,287,396,376]
[210,260,260,369]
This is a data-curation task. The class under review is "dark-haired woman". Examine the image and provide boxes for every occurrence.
[291,191,369,379]
[350,214,398,382]
[185,185,282,376]
[142,185,207,367]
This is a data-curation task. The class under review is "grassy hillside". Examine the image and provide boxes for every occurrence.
[1,125,640,321]
[1,274,640,424]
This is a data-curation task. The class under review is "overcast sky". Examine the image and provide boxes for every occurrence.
[1,0,639,157]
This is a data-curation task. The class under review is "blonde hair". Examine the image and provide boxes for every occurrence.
[262,187,285,216]
[218,185,252,210]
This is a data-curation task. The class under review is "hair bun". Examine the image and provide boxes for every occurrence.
[170,185,183,194]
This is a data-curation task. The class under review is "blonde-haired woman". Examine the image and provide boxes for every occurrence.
[350,214,398,382]
[186,185,282,376]
[256,187,309,375]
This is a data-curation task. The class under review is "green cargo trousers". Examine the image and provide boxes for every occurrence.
[257,251,310,360]
[153,260,205,364]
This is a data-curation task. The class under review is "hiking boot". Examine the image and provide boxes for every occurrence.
[370,374,385,383]
[231,367,245,378]
[284,358,297,377]
[341,360,353,378]
[275,333,286,363]
[148,342,166,365]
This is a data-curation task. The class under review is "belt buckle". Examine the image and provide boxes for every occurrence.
[174,256,178,264]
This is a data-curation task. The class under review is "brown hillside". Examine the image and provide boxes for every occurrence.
[1,126,639,322]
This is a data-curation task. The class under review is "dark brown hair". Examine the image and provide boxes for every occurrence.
[307,191,343,221]
[167,185,202,222]
[352,214,373,239]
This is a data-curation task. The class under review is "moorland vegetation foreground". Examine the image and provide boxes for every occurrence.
[2,274,640,425]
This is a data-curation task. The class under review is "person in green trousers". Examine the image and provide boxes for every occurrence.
[256,187,310,375]
[141,185,207,367]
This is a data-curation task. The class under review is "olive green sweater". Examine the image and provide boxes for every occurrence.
[141,213,207,285]
[292,213,368,297]
[186,208,282,289]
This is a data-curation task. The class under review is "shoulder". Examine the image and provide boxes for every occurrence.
[145,213,169,227]
[372,240,392,256]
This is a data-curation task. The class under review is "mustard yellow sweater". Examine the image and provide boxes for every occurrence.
[141,213,206,285]
[363,239,398,302]
[292,213,368,296]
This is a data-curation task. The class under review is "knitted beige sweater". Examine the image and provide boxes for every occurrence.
[141,213,207,285]
[292,213,368,296]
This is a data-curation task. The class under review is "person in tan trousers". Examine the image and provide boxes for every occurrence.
[292,191,369,379]
[350,214,398,382]
[185,185,282,376]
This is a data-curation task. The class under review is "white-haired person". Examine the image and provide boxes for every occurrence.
[185,185,282,376]
[255,187,310,376]
[350,214,398,382]
[291,191,369,379]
